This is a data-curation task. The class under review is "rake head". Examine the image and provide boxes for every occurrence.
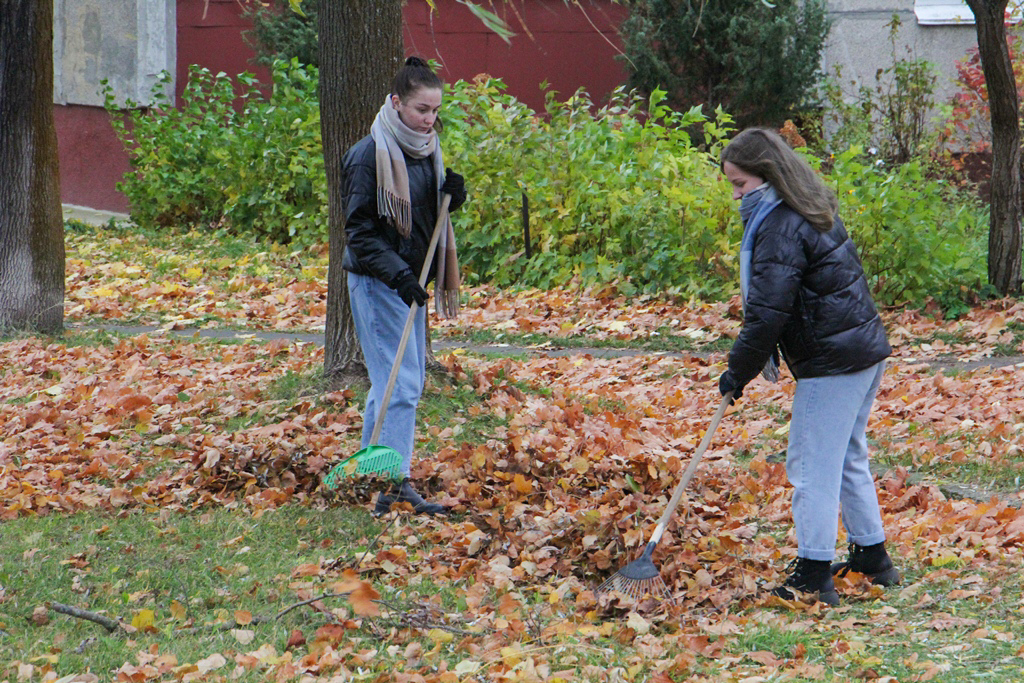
[321,446,403,491]
[597,552,672,603]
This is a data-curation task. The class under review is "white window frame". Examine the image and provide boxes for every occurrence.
[914,0,1022,26]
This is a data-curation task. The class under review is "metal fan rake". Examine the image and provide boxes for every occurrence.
[597,392,733,603]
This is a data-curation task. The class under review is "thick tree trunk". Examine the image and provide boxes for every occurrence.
[966,0,1023,295]
[0,1,65,334]
[319,0,403,387]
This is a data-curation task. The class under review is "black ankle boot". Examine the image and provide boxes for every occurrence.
[374,478,448,516]
[771,557,840,606]
[831,542,901,586]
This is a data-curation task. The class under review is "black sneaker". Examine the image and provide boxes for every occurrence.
[771,557,841,606]
[374,478,448,516]
[831,542,901,586]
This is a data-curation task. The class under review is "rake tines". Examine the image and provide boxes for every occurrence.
[597,544,673,604]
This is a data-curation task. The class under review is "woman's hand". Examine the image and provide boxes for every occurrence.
[441,168,466,211]
[395,273,428,308]
[719,371,745,404]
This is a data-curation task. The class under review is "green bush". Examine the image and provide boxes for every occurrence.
[242,0,319,68]
[105,60,326,246]
[621,0,831,127]
[105,68,985,307]
[831,147,987,307]
[443,78,739,299]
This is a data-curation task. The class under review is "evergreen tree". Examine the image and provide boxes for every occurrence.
[622,0,831,126]
[243,0,320,68]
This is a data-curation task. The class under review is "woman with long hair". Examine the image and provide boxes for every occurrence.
[719,128,900,605]
[341,56,466,515]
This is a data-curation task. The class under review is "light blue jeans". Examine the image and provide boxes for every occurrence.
[348,272,426,477]
[786,360,888,561]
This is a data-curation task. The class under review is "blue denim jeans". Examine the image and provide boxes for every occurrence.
[786,360,888,561]
[348,272,426,477]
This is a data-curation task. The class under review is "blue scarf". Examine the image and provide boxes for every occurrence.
[739,184,782,382]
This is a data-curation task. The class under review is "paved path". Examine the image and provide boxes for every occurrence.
[75,322,1024,371]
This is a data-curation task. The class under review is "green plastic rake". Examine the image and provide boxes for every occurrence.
[321,445,404,489]
[322,194,452,492]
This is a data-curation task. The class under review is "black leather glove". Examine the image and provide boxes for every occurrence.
[719,371,745,404]
[440,168,466,212]
[395,273,428,308]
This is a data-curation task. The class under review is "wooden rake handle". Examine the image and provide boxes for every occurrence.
[368,193,452,445]
[647,391,733,547]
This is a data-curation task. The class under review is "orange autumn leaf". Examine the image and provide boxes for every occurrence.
[348,582,381,617]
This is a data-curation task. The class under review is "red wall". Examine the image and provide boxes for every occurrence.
[404,0,628,112]
[57,0,628,212]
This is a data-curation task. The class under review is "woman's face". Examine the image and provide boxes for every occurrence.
[723,161,765,201]
[392,87,443,134]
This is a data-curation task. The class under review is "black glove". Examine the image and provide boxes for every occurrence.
[395,273,428,308]
[440,168,466,212]
[719,371,745,404]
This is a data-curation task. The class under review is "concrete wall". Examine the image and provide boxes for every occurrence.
[825,1,978,116]
[54,0,175,107]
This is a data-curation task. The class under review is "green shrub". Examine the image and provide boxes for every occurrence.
[621,0,831,127]
[242,0,319,68]
[104,68,251,230]
[105,60,326,246]
[104,68,986,307]
[443,78,739,298]
[831,147,987,306]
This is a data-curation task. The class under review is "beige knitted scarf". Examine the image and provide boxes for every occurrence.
[370,98,460,318]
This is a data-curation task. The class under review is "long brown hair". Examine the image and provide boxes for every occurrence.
[721,128,838,232]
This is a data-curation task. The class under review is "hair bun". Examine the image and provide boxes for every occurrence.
[405,56,429,68]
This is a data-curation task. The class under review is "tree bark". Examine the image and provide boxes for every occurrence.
[0,0,65,334]
[319,0,403,387]
[966,0,1023,295]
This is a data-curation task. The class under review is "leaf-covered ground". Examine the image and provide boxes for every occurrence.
[3,224,1024,682]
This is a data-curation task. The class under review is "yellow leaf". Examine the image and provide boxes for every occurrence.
[94,286,116,297]
[131,609,156,632]
[454,660,481,675]
[184,267,203,281]
[626,611,650,635]
[169,600,186,621]
[428,628,454,645]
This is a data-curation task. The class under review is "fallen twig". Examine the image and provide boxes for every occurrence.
[274,593,351,621]
[375,598,478,636]
[49,602,121,633]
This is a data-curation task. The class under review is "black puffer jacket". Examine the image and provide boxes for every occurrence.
[728,203,891,386]
[340,134,465,287]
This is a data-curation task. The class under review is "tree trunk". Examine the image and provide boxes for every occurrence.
[319,0,403,387]
[0,0,65,334]
[966,0,1023,295]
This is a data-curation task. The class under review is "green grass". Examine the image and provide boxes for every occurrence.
[872,426,1024,494]
[0,505,381,679]
[993,321,1024,357]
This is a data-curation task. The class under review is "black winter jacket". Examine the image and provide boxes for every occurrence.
[728,203,891,386]
[340,134,464,288]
